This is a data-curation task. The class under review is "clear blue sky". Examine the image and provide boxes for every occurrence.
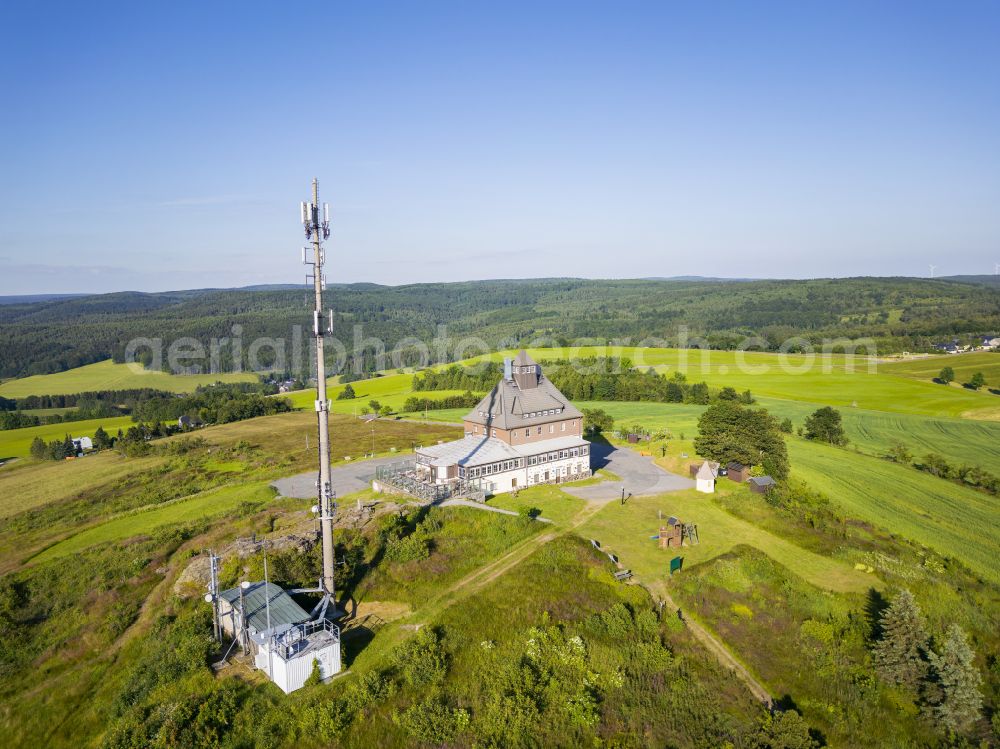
[1,0,998,294]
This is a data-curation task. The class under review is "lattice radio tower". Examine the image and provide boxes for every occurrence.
[300,178,336,618]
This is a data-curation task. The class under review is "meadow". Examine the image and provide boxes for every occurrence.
[0,358,255,398]
[458,347,1000,419]
[0,414,135,459]
[789,439,1000,583]
[30,482,276,563]
[881,350,1000,388]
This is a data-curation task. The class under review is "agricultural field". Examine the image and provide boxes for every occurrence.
[463,347,1000,419]
[788,439,1000,583]
[0,414,135,460]
[881,350,1000,388]
[0,358,256,398]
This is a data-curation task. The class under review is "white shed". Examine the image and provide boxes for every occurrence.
[695,461,716,494]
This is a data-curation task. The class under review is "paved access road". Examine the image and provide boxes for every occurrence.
[272,455,406,500]
[563,442,694,501]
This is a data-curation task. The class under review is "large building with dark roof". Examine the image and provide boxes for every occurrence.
[414,351,592,494]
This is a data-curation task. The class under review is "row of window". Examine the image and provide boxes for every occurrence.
[524,407,562,418]
[459,458,524,479]
[527,444,589,466]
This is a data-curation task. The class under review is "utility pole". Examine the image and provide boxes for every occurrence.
[301,179,336,614]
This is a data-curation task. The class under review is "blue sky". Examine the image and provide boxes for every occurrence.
[1,1,998,294]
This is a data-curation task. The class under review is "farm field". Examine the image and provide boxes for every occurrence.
[30,482,276,563]
[459,347,1000,419]
[0,414,135,460]
[0,359,256,398]
[881,351,1000,388]
[788,439,1000,584]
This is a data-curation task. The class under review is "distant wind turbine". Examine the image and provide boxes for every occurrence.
[929,264,937,278]
[995,262,999,276]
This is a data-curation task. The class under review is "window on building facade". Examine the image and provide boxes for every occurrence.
[525,428,529,437]
[492,429,496,437]
[537,426,542,435]
[561,422,566,431]
[549,424,554,433]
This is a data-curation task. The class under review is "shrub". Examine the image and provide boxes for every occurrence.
[394,626,448,686]
[394,696,469,743]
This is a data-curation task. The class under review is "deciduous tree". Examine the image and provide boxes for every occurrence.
[803,407,848,446]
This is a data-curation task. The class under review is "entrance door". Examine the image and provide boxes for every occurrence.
[544,470,550,481]
[511,477,517,488]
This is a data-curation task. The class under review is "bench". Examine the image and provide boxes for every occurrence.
[613,569,633,582]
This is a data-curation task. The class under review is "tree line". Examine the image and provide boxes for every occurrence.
[412,358,755,407]
[2,277,997,377]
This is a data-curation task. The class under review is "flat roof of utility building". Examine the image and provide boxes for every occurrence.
[219,581,309,634]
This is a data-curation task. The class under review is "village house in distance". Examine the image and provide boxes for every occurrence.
[414,351,592,495]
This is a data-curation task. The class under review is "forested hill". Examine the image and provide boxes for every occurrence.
[1,277,997,378]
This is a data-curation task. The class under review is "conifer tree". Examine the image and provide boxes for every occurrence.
[872,589,929,690]
[923,624,983,734]
[29,436,47,460]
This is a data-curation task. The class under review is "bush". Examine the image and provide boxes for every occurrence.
[394,696,469,743]
[393,626,448,686]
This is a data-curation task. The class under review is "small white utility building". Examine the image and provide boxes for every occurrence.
[217,581,341,694]
[695,461,717,494]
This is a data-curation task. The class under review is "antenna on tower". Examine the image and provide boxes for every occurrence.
[298,178,337,621]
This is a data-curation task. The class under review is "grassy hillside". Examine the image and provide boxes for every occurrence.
[789,439,1000,583]
[0,359,255,398]
[31,482,276,563]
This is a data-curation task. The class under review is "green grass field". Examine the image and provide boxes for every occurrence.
[577,489,874,595]
[0,415,136,460]
[31,482,275,563]
[881,351,1000,388]
[0,359,256,398]
[788,439,1000,583]
[452,347,1000,419]
[0,452,164,519]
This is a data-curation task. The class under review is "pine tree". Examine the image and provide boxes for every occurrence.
[29,436,47,460]
[92,426,110,450]
[923,624,983,734]
[872,589,929,690]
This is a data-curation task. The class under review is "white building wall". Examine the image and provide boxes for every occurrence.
[258,641,342,694]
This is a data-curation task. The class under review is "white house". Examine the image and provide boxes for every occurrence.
[695,461,716,494]
[413,351,592,495]
[71,436,93,452]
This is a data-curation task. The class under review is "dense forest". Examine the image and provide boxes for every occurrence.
[1,277,998,378]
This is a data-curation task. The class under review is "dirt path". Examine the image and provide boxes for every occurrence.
[648,580,772,705]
